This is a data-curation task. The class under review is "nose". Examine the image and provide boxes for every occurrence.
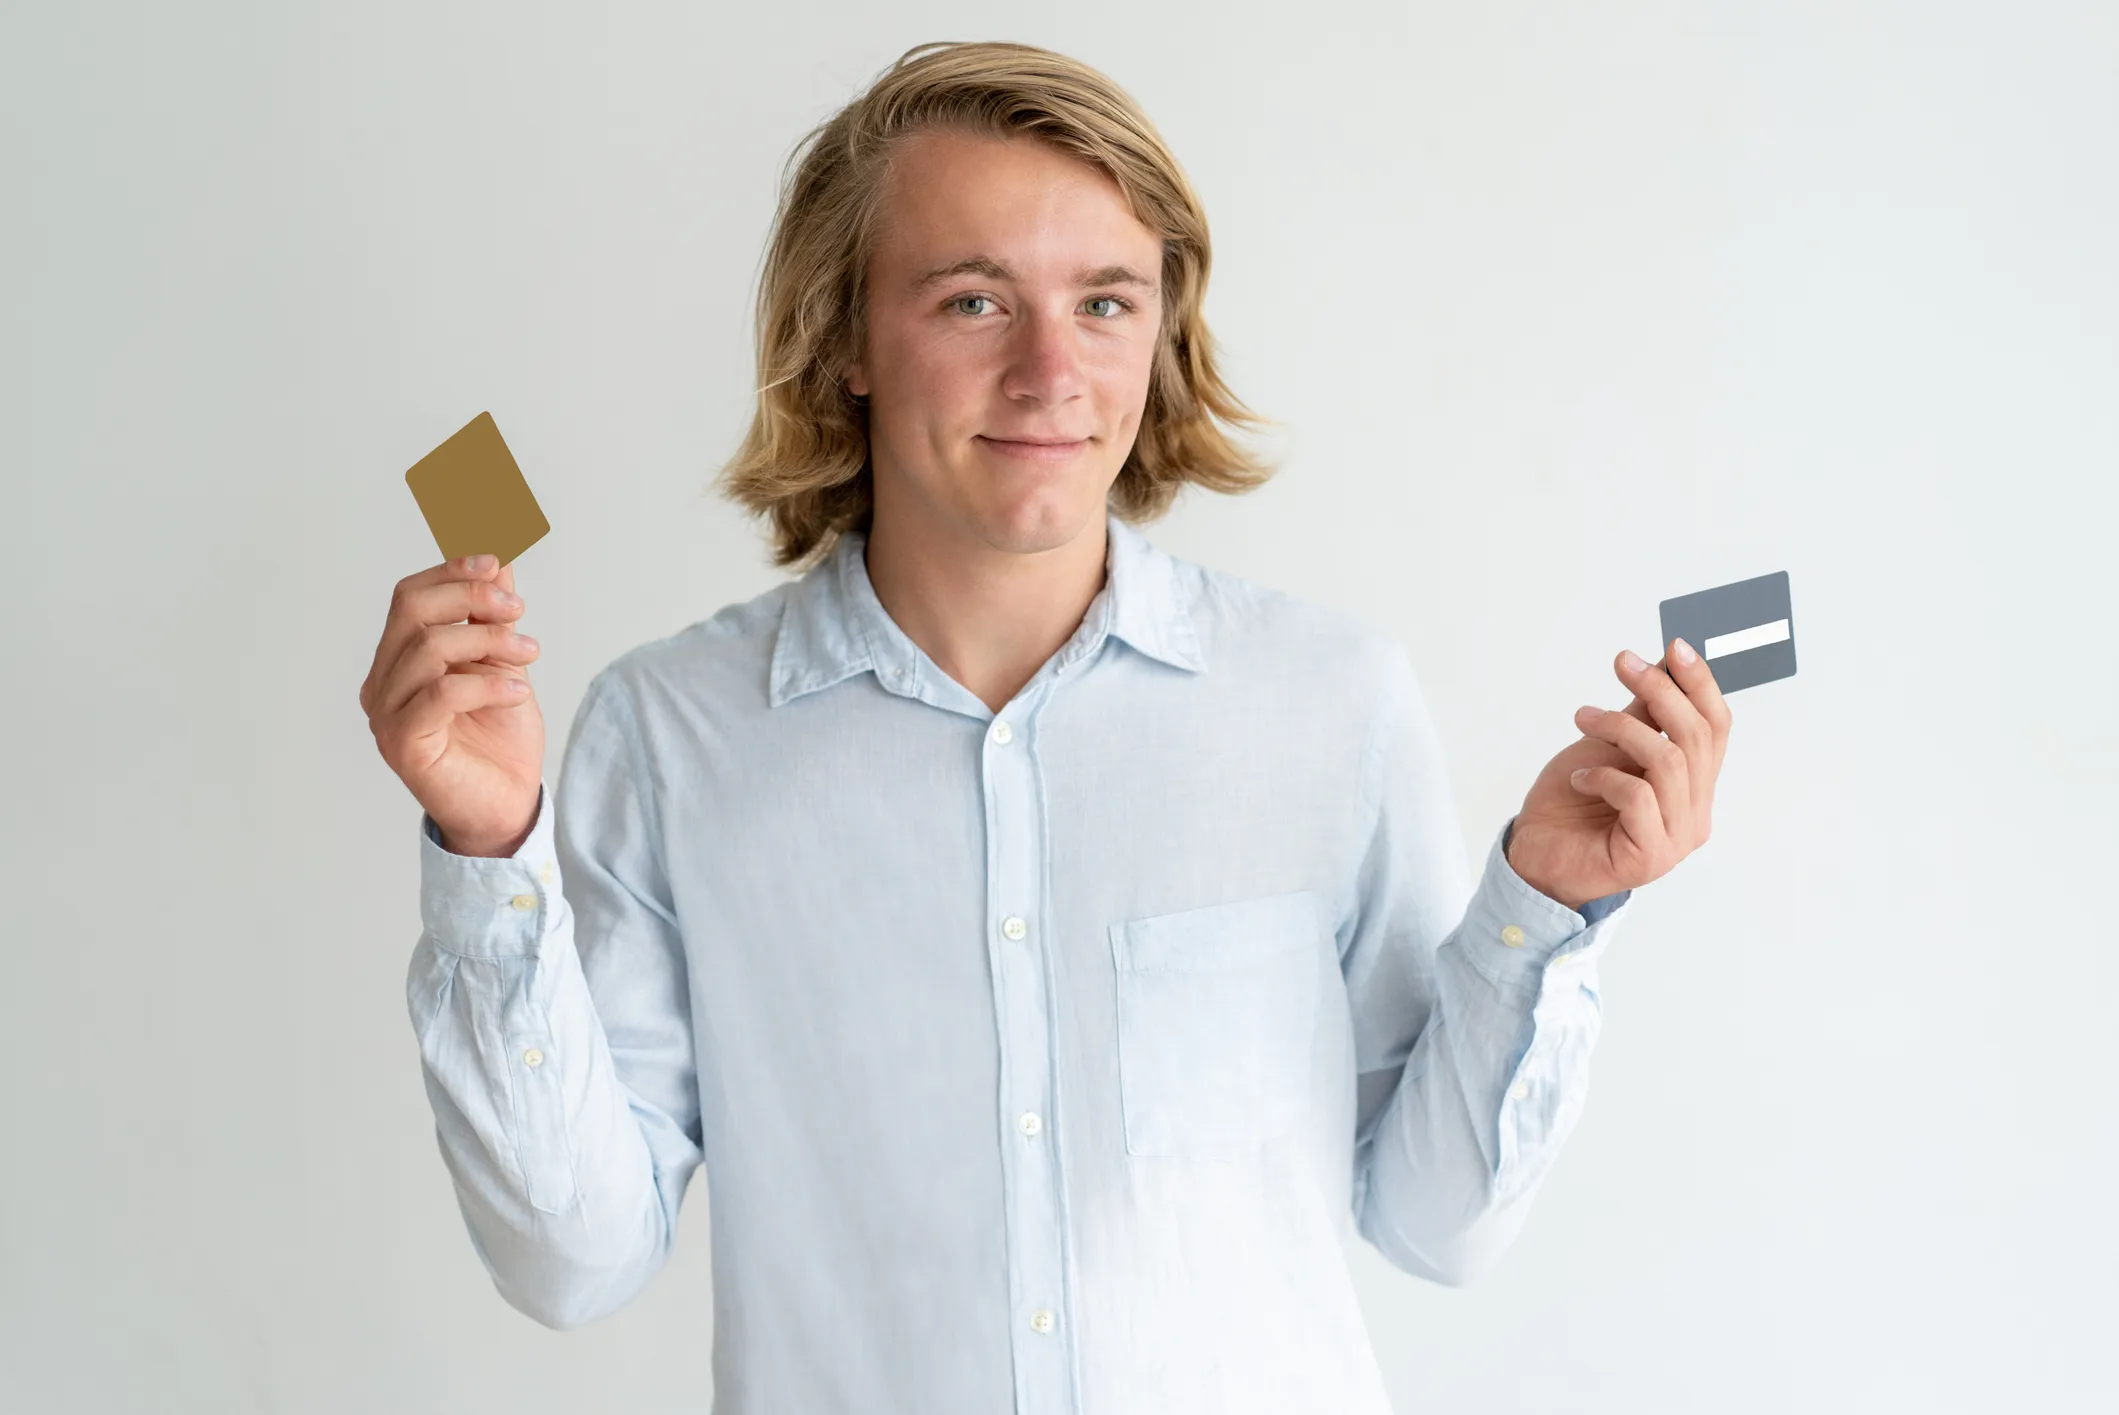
[999,304,1089,407]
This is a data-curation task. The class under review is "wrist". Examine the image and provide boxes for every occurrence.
[1504,817,1596,912]
[433,788,541,859]
[436,829,529,859]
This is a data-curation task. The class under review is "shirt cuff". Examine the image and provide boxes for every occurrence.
[1459,818,1631,993]
[417,782,559,959]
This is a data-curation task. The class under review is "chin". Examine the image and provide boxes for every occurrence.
[966,489,1109,557]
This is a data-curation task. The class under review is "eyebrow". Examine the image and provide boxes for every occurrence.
[907,255,1158,295]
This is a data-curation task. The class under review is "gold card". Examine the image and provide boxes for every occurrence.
[404,411,550,568]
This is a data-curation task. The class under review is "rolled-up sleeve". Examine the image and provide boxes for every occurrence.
[1336,646,1629,1287]
[404,668,705,1329]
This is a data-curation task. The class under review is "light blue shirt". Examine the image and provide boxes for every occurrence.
[407,512,1631,1414]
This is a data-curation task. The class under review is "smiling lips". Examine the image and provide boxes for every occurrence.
[977,434,1090,462]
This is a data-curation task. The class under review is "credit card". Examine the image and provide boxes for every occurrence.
[1658,571,1796,692]
[403,411,550,568]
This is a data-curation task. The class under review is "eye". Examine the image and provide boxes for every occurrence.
[948,295,996,317]
[1085,295,1133,318]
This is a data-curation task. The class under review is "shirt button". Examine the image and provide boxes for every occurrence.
[1029,1309,1054,1334]
[511,894,537,912]
[1018,1111,1043,1136]
[992,720,1014,745]
[1001,916,1027,941]
[523,1048,545,1068]
[1551,951,1572,967]
[1510,1081,1529,1100]
[1500,924,1526,947]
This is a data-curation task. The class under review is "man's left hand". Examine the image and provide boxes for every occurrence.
[1505,638,1733,911]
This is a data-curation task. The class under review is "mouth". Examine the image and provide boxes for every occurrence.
[976,434,1091,463]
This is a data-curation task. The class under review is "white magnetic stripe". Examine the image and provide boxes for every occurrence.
[1703,618,1791,658]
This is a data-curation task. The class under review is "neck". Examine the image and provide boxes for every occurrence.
[863,507,1109,715]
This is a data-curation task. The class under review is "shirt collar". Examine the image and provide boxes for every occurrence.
[767,510,1205,708]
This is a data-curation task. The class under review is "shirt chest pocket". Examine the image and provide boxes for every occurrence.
[1107,889,1324,1161]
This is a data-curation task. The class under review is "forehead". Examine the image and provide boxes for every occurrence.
[868,128,1159,272]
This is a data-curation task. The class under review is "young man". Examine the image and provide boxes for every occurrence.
[360,40,1731,1415]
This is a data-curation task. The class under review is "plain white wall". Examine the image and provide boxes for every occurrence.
[8,1,2114,1410]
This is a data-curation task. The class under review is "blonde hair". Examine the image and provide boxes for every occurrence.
[715,40,1278,569]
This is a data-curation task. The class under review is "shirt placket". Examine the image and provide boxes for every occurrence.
[980,685,1079,1415]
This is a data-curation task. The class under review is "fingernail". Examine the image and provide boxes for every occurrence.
[1570,767,1591,785]
[1620,650,1647,673]
[470,554,496,572]
[1577,704,1602,721]
[515,634,538,652]
[499,591,522,608]
[1673,637,1697,665]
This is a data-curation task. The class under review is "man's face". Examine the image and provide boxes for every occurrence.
[846,128,1165,557]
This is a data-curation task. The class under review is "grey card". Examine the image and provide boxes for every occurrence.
[1658,571,1796,693]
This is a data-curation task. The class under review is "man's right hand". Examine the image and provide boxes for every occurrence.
[361,554,545,857]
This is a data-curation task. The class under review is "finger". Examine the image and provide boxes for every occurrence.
[1614,688,1654,727]
[397,552,504,610]
[378,621,540,717]
[461,558,523,672]
[1574,703,1691,842]
[1612,656,1666,728]
[471,560,519,626]
[1567,765,1666,876]
[1664,636,1733,755]
[369,556,505,685]
[366,557,523,711]
[386,666,535,751]
[1613,648,1711,766]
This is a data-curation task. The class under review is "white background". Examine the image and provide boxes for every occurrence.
[8,1,2115,1410]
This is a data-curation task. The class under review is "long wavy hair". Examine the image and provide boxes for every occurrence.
[715,40,1279,569]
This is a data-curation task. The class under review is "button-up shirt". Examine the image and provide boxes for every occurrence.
[406,512,1631,1414]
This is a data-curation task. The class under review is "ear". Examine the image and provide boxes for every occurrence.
[843,359,869,398]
